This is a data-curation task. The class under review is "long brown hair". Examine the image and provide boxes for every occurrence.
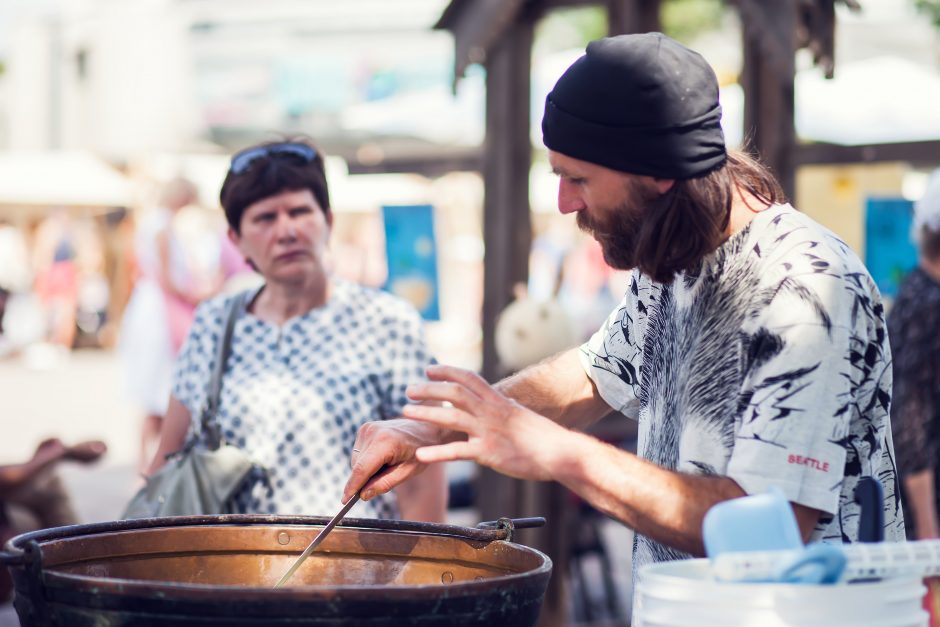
[632,150,785,283]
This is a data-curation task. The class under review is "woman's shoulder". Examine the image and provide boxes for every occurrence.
[194,288,256,328]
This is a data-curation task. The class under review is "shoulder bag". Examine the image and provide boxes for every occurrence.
[123,292,256,519]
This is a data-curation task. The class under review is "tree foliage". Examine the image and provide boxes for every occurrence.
[913,0,940,28]
[662,0,726,43]
[535,0,727,57]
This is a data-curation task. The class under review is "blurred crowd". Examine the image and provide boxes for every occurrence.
[0,178,258,363]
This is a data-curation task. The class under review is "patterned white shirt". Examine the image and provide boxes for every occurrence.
[172,278,433,519]
[580,204,904,575]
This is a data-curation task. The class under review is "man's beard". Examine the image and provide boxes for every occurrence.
[575,184,649,271]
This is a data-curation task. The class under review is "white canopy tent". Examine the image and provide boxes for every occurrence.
[795,56,940,145]
[0,151,134,216]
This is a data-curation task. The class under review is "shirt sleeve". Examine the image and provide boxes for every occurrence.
[579,285,641,419]
[379,300,435,419]
[171,298,223,425]
[726,266,892,516]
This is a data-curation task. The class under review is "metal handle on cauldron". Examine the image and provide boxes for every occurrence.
[0,547,25,567]
[475,517,545,543]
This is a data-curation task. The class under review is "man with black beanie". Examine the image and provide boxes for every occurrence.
[345,32,903,580]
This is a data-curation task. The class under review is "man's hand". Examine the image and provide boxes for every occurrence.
[402,364,570,482]
[343,418,454,502]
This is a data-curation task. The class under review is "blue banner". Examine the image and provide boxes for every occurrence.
[382,204,440,320]
[864,197,917,300]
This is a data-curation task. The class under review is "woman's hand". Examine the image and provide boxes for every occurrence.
[143,396,192,478]
[401,364,569,482]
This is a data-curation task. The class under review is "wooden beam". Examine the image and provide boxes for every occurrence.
[795,140,940,167]
[346,150,482,176]
[435,0,528,82]
[538,0,606,8]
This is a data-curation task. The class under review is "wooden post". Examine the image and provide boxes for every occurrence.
[480,18,533,385]
[475,0,534,583]
[739,0,797,200]
[477,12,577,626]
[607,0,661,35]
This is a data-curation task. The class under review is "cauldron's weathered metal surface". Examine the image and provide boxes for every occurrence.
[1,515,551,626]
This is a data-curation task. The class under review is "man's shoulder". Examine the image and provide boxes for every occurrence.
[750,205,869,278]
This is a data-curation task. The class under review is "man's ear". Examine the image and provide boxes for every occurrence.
[227,226,240,247]
[653,178,675,195]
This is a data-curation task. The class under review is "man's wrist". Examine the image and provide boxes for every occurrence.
[534,421,584,483]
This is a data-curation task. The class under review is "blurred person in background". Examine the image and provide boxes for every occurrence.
[0,219,31,358]
[0,287,11,358]
[32,211,80,351]
[144,139,446,521]
[0,438,106,601]
[890,169,940,542]
[0,219,31,297]
[118,177,205,472]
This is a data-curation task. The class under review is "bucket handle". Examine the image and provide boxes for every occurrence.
[776,543,847,584]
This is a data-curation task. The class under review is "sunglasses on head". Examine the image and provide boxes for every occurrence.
[228,142,318,175]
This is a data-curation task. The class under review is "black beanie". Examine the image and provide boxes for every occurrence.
[542,32,727,180]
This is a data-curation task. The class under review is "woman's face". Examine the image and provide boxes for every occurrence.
[230,189,332,284]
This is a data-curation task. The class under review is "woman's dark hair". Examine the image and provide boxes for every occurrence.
[633,149,785,283]
[219,139,330,233]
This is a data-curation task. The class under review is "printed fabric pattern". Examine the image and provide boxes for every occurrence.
[173,278,433,519]
[889,266,940,536]
[580,204,904,576]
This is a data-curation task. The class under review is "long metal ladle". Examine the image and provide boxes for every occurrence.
[273,490,362,588]
[274,465,389,589]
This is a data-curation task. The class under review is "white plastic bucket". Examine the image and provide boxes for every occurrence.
[635,559,927,627]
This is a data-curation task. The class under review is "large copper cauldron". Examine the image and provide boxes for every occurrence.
[0,514,552,626]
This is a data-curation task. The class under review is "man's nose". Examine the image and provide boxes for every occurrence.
[557,180,585,215]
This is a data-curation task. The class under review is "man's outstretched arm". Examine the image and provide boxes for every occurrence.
[344,348,607,502]
[403,366,822,556]
[495,347,612,430]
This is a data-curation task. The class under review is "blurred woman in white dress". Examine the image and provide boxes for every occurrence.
[119,177,202,472]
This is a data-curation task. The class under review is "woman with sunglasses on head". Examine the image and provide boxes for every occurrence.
[142,140,447,521]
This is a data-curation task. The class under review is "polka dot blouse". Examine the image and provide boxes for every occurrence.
[171,278,434,519]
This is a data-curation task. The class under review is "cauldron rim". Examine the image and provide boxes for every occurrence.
[3,514,553,598]
[37,568,545,600]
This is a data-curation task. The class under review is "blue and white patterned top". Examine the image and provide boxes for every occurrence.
[171,277,433,519]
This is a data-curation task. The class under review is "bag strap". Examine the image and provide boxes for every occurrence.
[200,291,248,449]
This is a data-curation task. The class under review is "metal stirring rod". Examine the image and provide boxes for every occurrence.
[273,492,361,589]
